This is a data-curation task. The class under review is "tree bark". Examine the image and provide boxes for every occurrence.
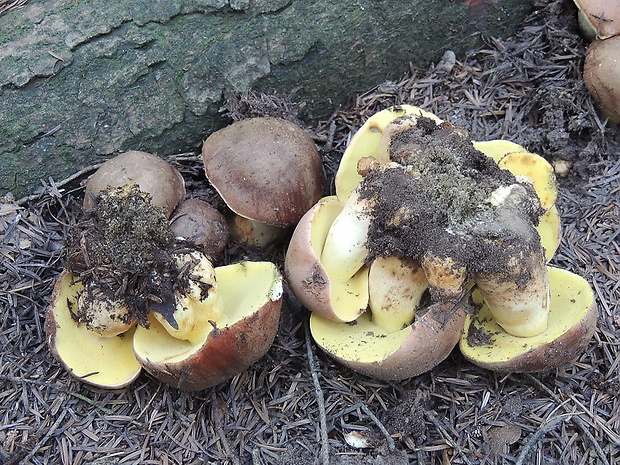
[0,0,530,198]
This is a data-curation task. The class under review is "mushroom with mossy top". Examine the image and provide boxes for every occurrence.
[84,150,186,216]
[202,117,325,246]
[286,105,596,378]
[46,153,282,390]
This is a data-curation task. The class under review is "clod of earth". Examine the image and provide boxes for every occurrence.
[202,117,325,246]
[46,153,282,390]
[286,105,596,379]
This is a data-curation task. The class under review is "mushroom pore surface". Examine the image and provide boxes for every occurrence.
[359,117,545,283]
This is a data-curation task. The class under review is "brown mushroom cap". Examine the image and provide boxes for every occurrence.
[573,0,620,40]
[170,198,229,258]
[584,37,620,122]
[84,151,186,216]
[202,118,324,227]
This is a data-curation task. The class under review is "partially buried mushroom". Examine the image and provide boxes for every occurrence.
[46,153,282,389]
[202,117,325,246]
[286,105,596,379]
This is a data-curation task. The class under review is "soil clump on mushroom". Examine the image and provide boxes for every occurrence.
[66,183,198,329]
[359,117,544,285]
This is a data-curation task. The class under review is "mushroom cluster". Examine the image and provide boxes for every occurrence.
[575,0,620,121]
[46,151,283,390]
[286,105,597,379]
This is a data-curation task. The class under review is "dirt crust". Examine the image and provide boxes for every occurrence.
[360,117,545,279]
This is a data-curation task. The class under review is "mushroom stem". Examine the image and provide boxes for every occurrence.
[152,251,222,345]
[420,252,468,301]
[321,189,372,283]
[368,256,428,332]
[475,249,550,338]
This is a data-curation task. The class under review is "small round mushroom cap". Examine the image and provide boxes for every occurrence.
[584,36,620,122]
[170,198,229,258]
[573,0,620,39]
[84,151,186,216]
[202,118,325,227]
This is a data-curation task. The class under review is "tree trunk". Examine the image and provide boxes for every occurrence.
[0,0,530,198]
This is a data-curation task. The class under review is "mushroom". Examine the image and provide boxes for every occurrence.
[133,259,282,391]
[286,105,595,378]
[84,151,186,216]
[583,36,620,123]
[573,0,620,40]
[460,267,597,372]
[285,196,369,323]
[47,158,282,389]
[335,106,441,202]
[286,194,467,380]
[170,198,229,259]
[47,258,283,390]
[202,118,325,246]
[45,271,142,389]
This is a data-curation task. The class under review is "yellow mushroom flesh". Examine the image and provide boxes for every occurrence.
[151,251,222,345]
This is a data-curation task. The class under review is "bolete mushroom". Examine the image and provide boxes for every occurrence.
[47,160,282,389]
[202,117,325,246]
[583,36,620,123]
[45,270,141,389]
[84,151,186,216]
[170,198,229,259]
[133,259,283,391]
[573,0,620,40]
[47,258,283,390]
[286,105,596,379]
[460,267,597,372]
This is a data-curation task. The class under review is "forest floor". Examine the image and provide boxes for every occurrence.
[1,0,619,464]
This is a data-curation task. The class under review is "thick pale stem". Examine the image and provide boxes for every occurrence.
[475,253,549,338]
[368,256,428,332]
[321,190,371,283]
[229,215,284,247]
[153,251,222,344]
[420,252,467,301]
[77,284,134,337]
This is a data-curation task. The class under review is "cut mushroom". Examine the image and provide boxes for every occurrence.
[134,261,283,391]
[286,105,594,380]
[285,197,369,323]
[335,106,441,202]
[461,267,597,372]
[45,271,141,389]
[202,117,324,245]
[310,301,466,380]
